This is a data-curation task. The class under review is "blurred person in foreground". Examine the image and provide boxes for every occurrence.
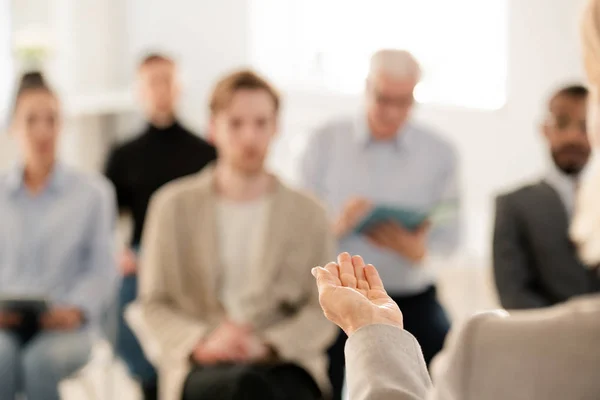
[493,84,600,310]
[298,49,461,400]
[0,72,117,400]
[132,70,337,400]
[104,52,216,399]
[310,2,600,397]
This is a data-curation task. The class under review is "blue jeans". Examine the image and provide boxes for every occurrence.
[0,330,91,400]
[116,274,157,384]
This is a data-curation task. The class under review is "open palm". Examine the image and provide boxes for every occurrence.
[313,253,403,336]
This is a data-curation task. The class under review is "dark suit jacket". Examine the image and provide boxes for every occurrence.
[493,181,600,309]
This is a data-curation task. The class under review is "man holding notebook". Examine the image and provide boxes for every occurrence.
[298,49,462,400]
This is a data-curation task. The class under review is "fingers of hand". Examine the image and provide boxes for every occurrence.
[201,340,230,361]
[364,264,385,290]
[48,314,65,330]
[354,202,372,222]
[66,313,81,329]
[338,253,358,288]
[61,310,81,329]
[417,220,432,234]
[352,255,369,293]
[312,263,342,290]
[347,197,369,210]
[195,346,227,364]
[380,222,406,237]
[41,313,57,329]
[43,309,81,330]
[353,199,372,214]
[121,263,137,275]
[120,249,136,262]
[226,337,250,361]
[366,230,389,247]
[228,345,248,362]
[324,262,342,283]
[344,198,372,227]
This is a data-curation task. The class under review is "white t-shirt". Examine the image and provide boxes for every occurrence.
[216,195,271,322]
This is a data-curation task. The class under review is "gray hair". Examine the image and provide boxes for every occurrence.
[368,49,421,81]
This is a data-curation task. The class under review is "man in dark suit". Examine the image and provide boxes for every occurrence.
[493,85,599,309]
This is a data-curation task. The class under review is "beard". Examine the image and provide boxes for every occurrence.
[230,152,266,177]
[551,145,590,175]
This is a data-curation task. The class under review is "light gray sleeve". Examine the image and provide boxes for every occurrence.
[345,324,432,400]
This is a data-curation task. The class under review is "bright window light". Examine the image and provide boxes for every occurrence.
[249,0,508,110]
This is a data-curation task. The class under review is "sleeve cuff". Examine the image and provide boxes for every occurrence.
[345,323,429,373]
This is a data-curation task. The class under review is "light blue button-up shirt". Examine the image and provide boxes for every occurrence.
[0,162,118,327]
[298,116,462,295]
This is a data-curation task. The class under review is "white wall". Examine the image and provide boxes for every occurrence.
[126,0,251,127]
[2,0,589,262]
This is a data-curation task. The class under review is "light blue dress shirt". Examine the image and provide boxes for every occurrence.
[0,162,118,327]
[298,116,462,295]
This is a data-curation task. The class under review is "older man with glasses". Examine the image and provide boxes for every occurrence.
[297,49,461,400]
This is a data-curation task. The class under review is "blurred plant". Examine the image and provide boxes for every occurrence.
[12,26,53,71]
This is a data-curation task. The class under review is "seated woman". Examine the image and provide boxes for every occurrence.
[0,71,118,400]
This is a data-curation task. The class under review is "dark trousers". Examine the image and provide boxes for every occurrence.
[182,363,322,400]
[116,274,157,398]
[327,285,450,400]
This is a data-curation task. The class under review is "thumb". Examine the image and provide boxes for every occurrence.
[418,220,432,234]
[312,267,338,290]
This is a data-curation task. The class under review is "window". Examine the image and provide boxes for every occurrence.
[0,0,12,123]
[249,0,508,110]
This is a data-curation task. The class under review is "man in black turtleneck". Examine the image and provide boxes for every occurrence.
[104,53,216,400]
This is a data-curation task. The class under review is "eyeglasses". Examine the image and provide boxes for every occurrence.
[546,114,587,134]
[371,89,414,109]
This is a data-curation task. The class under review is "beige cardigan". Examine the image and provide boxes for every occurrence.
[133,166,338,400]
[345,294,600,400]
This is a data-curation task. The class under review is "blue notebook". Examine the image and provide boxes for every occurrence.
[354,202,457,234]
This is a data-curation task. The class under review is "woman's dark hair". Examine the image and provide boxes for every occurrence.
[10,71,56,118]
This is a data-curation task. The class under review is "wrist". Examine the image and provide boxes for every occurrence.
[343,312,375,337]
[344,310,405,336]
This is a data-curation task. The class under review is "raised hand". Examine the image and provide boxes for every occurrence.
[312,252,403,336]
